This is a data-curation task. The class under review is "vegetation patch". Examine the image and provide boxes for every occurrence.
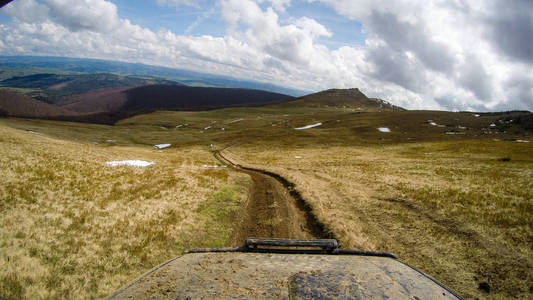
[195,185,248,248]
[0,123,248,299]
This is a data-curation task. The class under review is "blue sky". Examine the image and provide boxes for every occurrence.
[110,0,366,49]
[111,0,226,37]
[0,0,531,111]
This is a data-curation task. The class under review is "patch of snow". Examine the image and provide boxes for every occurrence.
[221,128,225,131]
[175,125,183,128]
[202,164,226,168]
[489,123,496,127]
[105,160,153,167]
[378,127,391,133]
[204,126,211,130]
[294,156,302,159]
[153,144,171,149]
[106,139,115,142]
[160,126,168,130]
[227,118,243,124]
[27,130,41,135]
[516,140,530,143]
[428,121,438,126]
[295,122,322,130]
[458,126,467,129]
[473,114,480,117]
[445,131,463,135]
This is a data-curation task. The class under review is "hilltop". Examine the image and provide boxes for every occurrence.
[275,88,404,111]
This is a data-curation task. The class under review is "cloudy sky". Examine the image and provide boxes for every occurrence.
[1,0,532,111]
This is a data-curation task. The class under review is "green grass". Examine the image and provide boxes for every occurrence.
[196,183,249,247]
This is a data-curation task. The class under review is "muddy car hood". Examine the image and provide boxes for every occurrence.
[109,250,462,299]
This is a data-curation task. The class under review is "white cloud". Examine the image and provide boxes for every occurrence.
[259,0,291,12]
[42,0,120,32]
[0,0,531,111]
[1,0,49,23]
[293,17,332,38]
[309,0,533,111]
[156,0,202,7]
[221,0,337,73]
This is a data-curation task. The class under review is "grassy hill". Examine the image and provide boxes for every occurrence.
[61,87,130,114]
[122,84,294,111]
[0,89,75,118]
[274,88,404,111]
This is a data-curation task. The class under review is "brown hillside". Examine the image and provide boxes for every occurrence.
[276,88,404,111]
[122,84,294,111]
[62,87,130,113]
[0,89,75,117]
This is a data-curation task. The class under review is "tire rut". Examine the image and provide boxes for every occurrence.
[212,150,334,246]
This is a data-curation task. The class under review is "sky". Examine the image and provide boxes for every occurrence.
[0,0,532,111]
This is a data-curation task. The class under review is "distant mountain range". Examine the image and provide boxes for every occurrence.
[0,73,180,105]
[0,83,294,124]
[0,80,405,124]
[0,56,309,97]
[0,56,409,125]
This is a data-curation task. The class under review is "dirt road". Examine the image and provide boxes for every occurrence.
[212,150,333,246]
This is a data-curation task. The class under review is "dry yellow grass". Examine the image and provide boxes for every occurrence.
[225,139,533,299]
[0,122,249,299]
[1,107,531,299]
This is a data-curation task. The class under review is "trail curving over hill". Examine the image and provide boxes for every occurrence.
[212,150,334,246]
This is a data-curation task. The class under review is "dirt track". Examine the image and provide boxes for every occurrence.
[213,150,333,246]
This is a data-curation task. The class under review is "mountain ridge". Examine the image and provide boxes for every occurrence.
[275,88,405,111]
[0,56,309,97]
[0,83,296,124]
